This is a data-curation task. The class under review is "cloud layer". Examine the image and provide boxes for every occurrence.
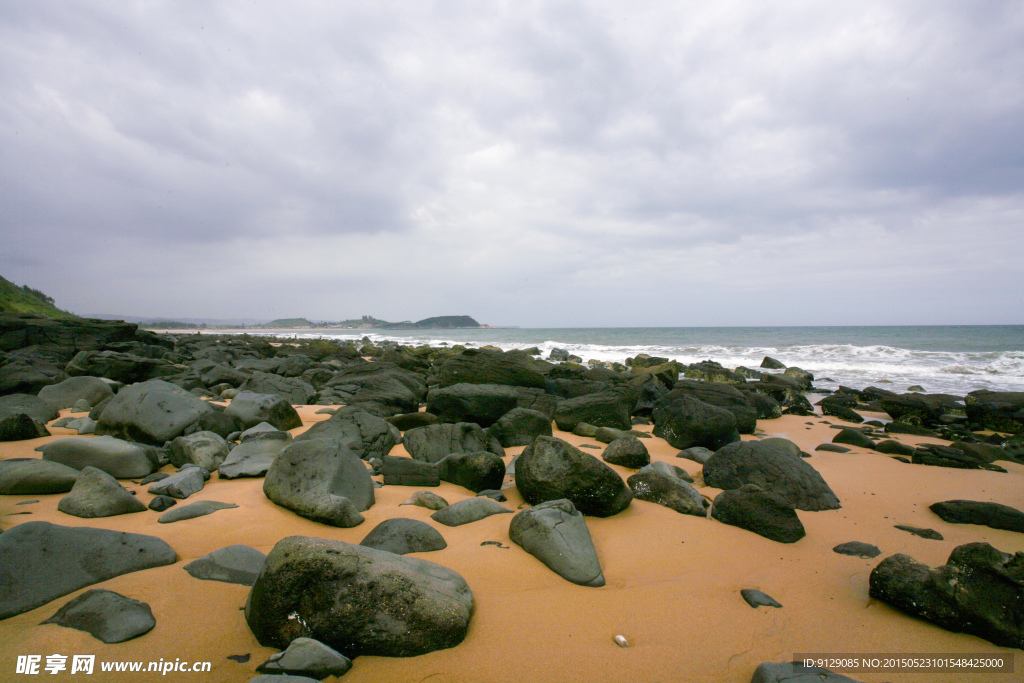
[2,1,1023,325]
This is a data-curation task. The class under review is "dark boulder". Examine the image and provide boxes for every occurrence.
[515,436,632,517]
[36,436,158,479]
[225,391,302,432]
[168,431,230,471]
[57,466,146,517]
[0,412,50,441]
[665,380,758,434]
[437,348,546,389]
[0,393,60,425]
[488,407,552,447]
[404,423,503,464]
[37,376,114,410]
[894,524,943,540]
[147,466,206,499]
[292,406,397,461]
[218,438,288,479]
[833,541,881,558]
[427,383,520,427]
[509,499,604,587]
[912,443,1005,471]
[66,350,176,384]
[741,589,782,608]
[157,500,238,523]
[601,436,650,469]
[703,440,840,511]
[881,393,965,427]
[652,394,740,450]
[554,392,633,432]
[239,371,315,406]
[381,456,440,487]
[430,497,513,526]
[263,439,374,527]
[42,589,155,643]
[255,637,352,679]
[760,357,786,370]
[359,518,447,555]
[869,542,1024,649]
[0,521,176,619]
[965,390,1024,434]
[930,500,1024,533]
[437,451,506,493]
[0,459,80,494]
[387,411,439,431]
[627,469,706,516]
[832,428,876,450]
[711,486,805,543]
[183,545,267,585]
[95,380,216,445]
[245,536,474,657]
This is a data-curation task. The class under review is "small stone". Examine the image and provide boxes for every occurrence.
[741,589,782,608]
[614,635,629,648]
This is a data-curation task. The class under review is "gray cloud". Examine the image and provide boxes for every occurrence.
[1,1,1022,325]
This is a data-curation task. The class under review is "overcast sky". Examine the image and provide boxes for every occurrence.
[2,1,1023,326]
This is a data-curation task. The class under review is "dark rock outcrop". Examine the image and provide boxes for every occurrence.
[225,391,302,432]
[665,380,758,434]
[554,392,632,432]
[427,383,520,427]
[488,407,552,447]
[929,500,1024,534]
[514,436,632,517]
[95,380,215,445]
[437,349,547,389]
[404,423,503,464]
[711,486,806,543]
[965,390,1024,434]
[652,394,740,450]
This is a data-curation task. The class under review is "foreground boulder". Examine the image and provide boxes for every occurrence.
[168,431,230,471]
[0,412,50,441]
[869,542,1024,649]
[404,423,503,464]
[225,391,302,431]
[509,499,604,587]
[553,392,632,432]
[95,380,215,445]
[652,394,740,450]
[488,407,552,447]
[256,637,352,679]
[263,439,374,527]
[436,451,506,493]
[929,500,1024,534]
[36,436,158,479]
[245,536,474,657]
[38,376,114,410]
[183,545,267,585]
[427,383,520,427]
[42,589,155,644]
[515,436,632,517]
[627,469,706,516]
[0,521,176,619]
[0,458,80,494]
[711,486,806,543]
[437,348,546,389]
[703,440,841,511]
[965,390,1024,434]
[292,406,397,461]
[218,438,289,479]
[57,466,146,517]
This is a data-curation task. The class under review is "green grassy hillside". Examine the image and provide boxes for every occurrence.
[0,276,78,319]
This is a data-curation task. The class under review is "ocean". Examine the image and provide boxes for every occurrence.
[236,325,1024,397]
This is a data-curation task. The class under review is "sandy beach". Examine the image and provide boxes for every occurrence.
[2,396,1022,683]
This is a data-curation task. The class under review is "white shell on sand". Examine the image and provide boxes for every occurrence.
[614,635,630,648]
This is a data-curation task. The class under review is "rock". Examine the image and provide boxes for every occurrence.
[593,426,633,443]
[477,489,506,501]
[832,428,876,450]
[0,459,80,494]
[740,589,782,608]
[437,348,547,389]
[508,499,604,587]
[256,637,352,679]
[245,536,474,657]
[437,451,506,493]
[95,380,216,445]
[184,545,267,585]
[929,500,1024,533]
[240,421,292,442]
[36,435,157,479]
[0,393,60,424]
[167,430,229,471]
[359,518,447,554]
[882,392,965,427]
[387,412,439,431]
[381,456,440,487]
[62,416,96,434]
[760,357,786,370]
[873,439,915,456]
[554,392,632,432]
[225,391,302,431]
[751,662,865,683]
[782,367,814,389]
[912,443,1004,470]
[430,497,513,526]
[488,407,552,447]
[148,495,176,512]
[965,390,1024,434]
[572,422,598,437]
[676,447,714,465]
[652,394,740,451]
[263,439,373,527]
[399,490,449,510]
[218,438,288,479]
[952,440,1012,465]
[711,487,806,543]
[404,422,503,464]
[147,467,206,499]
[66,350,175,384]
[0,521,176,619]
[158,500,238,523]
[57,466,146,518]
[246,674,321,683]
[515,436,633,517]
[42,589,155,643]
[819,399,864,424]
[627,470,706,516]
[70,398,92,413]
[664,380,758,434]
[427,383,520,427]
[869,542,1024,649]
[601,436,650,469]
[833,541,881,558]
[893,524,943,540]
[0,412,50,441]
[641,460,694,483]
[292,406,397,461]
[815,443,851,453]
[703,441,841,511]
[239,371,315,406]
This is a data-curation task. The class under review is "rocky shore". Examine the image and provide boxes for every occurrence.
[1,314,1022,682]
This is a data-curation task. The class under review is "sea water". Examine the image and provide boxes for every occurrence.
[241,325,1024,397]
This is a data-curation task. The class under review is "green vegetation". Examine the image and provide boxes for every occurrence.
[263,318,314,328]
[0,275,77,319]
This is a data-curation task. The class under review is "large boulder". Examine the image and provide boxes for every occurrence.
[430,497,513,527]
[436,451,506,493]
[65,350,176,384]
[514,436,632,517]
[554,392,632,432]
[225,391,302,432]
[711,486,806,543]
[488,407,552,447]
[147,467,206,500]
[404,423,503,464]
[703,440,841,511]
[36,436,158,479]
[627,469,707,517]
[57,466,146,517]
[652,394,740,450]
[0,521,176,619]
[869,542,1024,649]
[881,392,965,427]
[359,518,447,555]
[0,412,50,441]
[665,380,758,434]
[239,371,316,406]
[437,349,546,389]
[0,458,80,494]
[965,391,1024,434]
[245,536,473,657]
[601,436,650,469]
[292,406,397,461]
[218,438,289,479]
[94,380,215,445]
[184,545,267,586]
[0,393,60,425]
[168,431,230,471]
[929,500,1024,533]
[427,383,520,427]
[263,439,374,527]
[42,589,155,644]
[37,376,114,410]
[509,499,604,587]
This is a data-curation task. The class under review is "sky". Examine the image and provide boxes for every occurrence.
[2,1,1023,327]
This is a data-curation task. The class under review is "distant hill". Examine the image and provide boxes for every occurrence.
[412,315,480,328]
[263,318,314,328]
[0,276,77,319]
